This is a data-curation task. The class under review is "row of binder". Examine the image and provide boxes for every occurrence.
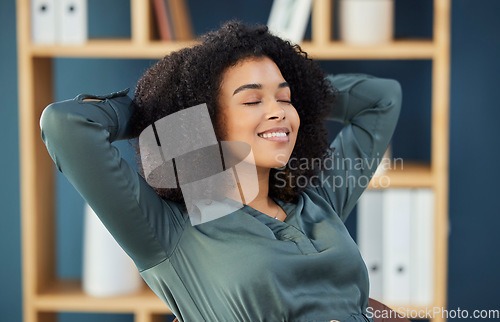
[31,0,87,45]
[357,188,435,306]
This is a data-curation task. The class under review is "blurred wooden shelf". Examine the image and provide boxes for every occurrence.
[369,161,433,189]
[28,39,434,60]
[35,279,435,318]
[301,39,435,60]
[36,280,170,314]
[29,39,199,59]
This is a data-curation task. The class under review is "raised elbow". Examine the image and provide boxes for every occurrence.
[39,99,84,148]
[40,101,69,144]
[381,79,402,111]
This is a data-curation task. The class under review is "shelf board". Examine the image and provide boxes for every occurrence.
[29,39,199,59]
[368,161,432,189]
[28,39,434,60]
[301,39,435,60]
[35,280,435,319]
[35,279,172,314]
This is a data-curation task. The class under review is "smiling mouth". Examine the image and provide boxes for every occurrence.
[258,131,288,138]
[257,131,290,142]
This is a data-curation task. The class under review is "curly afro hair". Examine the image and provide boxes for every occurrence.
[130,20,337,206]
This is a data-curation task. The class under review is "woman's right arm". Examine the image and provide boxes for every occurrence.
[40,89,188,272]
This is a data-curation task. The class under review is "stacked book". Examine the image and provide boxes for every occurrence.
[152,0,193,41]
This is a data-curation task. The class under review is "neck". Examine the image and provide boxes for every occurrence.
[248,165,272,207]
[235,164,274,211]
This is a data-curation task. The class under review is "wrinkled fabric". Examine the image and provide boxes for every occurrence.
[40,74,401,322]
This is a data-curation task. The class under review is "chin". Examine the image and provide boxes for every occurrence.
[257,159,290,170]
[251,150,293,170]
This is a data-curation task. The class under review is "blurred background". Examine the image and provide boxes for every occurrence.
[1,0,499,321]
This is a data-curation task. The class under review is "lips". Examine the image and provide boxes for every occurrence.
[257,127,290,136]
[257,127,290,142]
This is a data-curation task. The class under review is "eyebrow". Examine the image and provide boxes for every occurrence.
[232,82,289,96]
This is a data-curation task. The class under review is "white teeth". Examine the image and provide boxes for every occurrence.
[259,132,288,138]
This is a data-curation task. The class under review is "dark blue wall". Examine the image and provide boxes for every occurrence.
[1,0,21,321]
[447,0,500,315]
[1,0,499,321]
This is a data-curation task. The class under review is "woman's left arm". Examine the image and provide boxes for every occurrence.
[311,74,402,222]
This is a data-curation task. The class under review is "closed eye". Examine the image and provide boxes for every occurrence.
[243,101,261,105]
[278,100,292,104]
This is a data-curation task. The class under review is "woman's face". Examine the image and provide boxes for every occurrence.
[218,56,300,169]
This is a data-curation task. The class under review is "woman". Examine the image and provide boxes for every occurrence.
[40,21,402,322]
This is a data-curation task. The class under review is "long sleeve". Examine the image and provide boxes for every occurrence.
[311,74,402,222]
[39,89,188,271]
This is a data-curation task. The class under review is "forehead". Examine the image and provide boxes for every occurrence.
[220,56,286,92]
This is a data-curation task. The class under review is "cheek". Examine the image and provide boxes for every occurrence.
[219,110,253,142]
[214,110,228,141]
[289,107,300,129]
[289,109,300,145]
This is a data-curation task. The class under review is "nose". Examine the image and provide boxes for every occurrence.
[265,101,286,121]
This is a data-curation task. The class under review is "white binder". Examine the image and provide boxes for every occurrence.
[267,0,312,44]
[357,190,384,300]
[83,203,143,297]
[410,188,435,305]
[382,188,411,304]
[31,0,57,44]
[57,0,87,45]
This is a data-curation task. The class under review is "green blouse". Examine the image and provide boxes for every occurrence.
[40,74,401,322]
